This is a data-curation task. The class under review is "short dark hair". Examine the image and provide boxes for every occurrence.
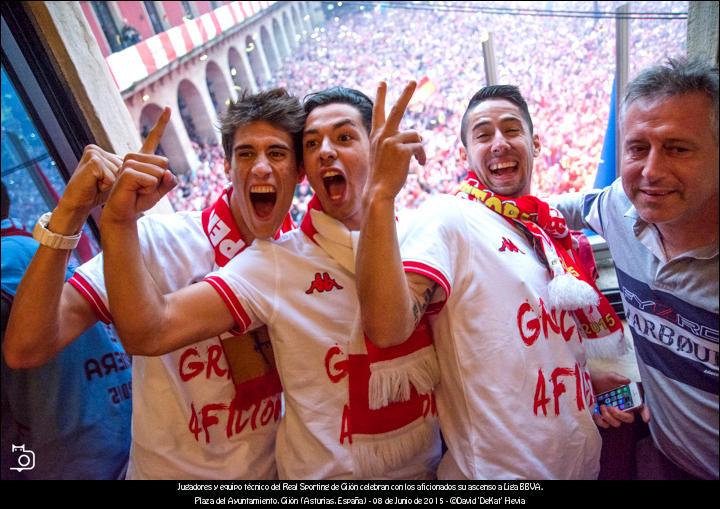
[1,181,9,220]
[460,85,534,147]
[220,88,306,162]
[621,58,719,143]
[303,87,374,133]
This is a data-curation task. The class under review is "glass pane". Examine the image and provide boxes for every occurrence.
[91,1,123,52]
[144,1,165,34]
[265,1,688,214]
[630,3,687,79]
[1,66,100,264]
[76,1,689,223]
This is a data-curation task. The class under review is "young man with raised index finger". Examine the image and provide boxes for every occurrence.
[4,89,304,479]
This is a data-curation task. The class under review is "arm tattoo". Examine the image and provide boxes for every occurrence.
[411,282,437,328]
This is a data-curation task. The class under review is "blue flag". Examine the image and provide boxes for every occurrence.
[595,77,617,189]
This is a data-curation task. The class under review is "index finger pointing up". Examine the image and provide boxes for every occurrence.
[385,81,416,134]
[140,106,171,154]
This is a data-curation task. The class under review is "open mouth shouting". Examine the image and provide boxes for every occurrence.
[488,160,518,177]
[249,184,277,218]
[322,169,347,202]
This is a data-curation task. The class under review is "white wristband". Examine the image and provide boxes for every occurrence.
[32,212,82,250]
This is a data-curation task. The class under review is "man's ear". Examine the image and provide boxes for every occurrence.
[532,134,541,158]
[297,162,306,183]
[224,159,231,176]
[459,145,468,164]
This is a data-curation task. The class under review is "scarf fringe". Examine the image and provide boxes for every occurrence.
[368,345,440,410]
[584,330,629,359]
[547,273,600,311]
[353,417,436,478]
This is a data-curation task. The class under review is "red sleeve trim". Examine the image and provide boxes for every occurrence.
[402,260,451,300]
[204,276,251,332]
[68,273,113,324]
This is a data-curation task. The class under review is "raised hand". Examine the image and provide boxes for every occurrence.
[366,81,426,203]
[58,146,123,220]
[102,107,176,224]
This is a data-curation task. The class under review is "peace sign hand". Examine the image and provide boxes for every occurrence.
[366,81,426,203]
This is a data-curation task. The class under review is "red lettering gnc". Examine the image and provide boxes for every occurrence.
[518,302,541,346]
[325,345,349,383]
[539,298,561,338]
[559,310,576,342]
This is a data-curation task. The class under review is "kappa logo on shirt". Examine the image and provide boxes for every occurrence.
[499,237,525,254]
[305,272,344,294]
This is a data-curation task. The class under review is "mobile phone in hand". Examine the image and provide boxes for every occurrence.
[594,382,642,413]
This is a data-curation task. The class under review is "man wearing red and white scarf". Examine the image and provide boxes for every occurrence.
[4,89,304,479]
[100,87,441,479]
[357,82,627,479]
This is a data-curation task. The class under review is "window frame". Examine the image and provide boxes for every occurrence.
[1,3,101,245]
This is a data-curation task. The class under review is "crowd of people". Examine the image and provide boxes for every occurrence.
[258,1,685,216]
[1,2,690,225]
[165,141,229,212]
[164,2,686,220]
[4,2,687,222]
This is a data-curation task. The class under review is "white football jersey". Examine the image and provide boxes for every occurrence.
[71,208,281,479]
[207,228,440,480]
[399,194,601,480]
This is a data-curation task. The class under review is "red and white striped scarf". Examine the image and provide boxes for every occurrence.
[202,185,294,267]
[457,172,626,358]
